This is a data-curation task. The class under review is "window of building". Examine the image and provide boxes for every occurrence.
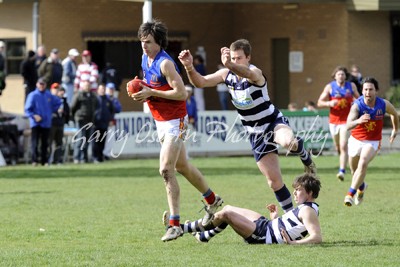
[3,39,26,75]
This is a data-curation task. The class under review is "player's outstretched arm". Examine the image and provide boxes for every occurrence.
[384,99,399,143]
[178,50,226,89]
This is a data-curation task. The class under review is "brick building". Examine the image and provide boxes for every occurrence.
[0,0,399,114]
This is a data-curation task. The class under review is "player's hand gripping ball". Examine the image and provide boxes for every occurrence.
[127,76,143,95]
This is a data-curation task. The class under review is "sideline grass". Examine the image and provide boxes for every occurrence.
[0,153,399,266]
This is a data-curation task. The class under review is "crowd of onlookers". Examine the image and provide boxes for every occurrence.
[21,45,122,166]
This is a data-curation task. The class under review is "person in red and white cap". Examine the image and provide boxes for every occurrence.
[74,49,99,93]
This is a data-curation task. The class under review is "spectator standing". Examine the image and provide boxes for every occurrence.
[24,78,61,166]
[103,83,122,160]
[20,50,38,101]
[92,84,114,163]
[34,45,47,70]
[185,85,197,130]
[70,80,98,164]
[216,64,230,110]
[101,62,122,98]
[48,83,70,165]
[193,55,206,111]
[62,48,80,105]
[0,41,6,93]
[38,48,63,87]
[185,84,197,160]
[348,64,363,96]
[74,50,99,92]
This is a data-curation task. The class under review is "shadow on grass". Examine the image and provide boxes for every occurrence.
[1,163,399,180]
[321,239,397,247]
[0,167,158,179]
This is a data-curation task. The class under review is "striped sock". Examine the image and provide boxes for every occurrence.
[339,168,346,174]
[202,188,216,205]
[290,137,312,166]
[274,185,293,212]
[197,223,228,242]
[347,188,357,197]
[182,219,205,233]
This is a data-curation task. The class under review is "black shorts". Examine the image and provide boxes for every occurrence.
[244,216,269,244]
[249,116,291,162]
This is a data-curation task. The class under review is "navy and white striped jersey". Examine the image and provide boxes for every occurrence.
[225,65,283,134]
[266,202,319,244]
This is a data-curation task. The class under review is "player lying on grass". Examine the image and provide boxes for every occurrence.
[163,173,322,244]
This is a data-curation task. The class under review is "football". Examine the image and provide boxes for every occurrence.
[127,77,143,94]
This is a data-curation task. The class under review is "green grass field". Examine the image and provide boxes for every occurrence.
[1,152,399,266]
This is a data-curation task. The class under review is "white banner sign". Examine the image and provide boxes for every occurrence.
[109,111,331,157]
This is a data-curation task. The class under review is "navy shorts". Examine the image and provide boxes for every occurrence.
[244,216,269,244]
[249,116,291,162]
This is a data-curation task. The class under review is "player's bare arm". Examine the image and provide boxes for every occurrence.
[318,84,337,108]
[351,82,360,99]
[135,59,187,101]
[220,47,264,86]
[384,99,399,143]
[287,206,321,245]
[346,104,367,131]
[178,49,226,88]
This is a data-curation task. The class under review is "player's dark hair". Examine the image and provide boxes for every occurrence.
[230,39,252,57]
[361,76,379,91]
[331,66,349,80]
[138,19,168,50]
[292,173,321,199]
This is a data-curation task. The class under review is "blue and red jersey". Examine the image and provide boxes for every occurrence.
[141,50,187,121]
[351,96,386,141]
[329,81,355,124]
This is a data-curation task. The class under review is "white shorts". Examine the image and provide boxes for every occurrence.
[155,115,188,142]
[347,135,381,157]
[329,123,347,137]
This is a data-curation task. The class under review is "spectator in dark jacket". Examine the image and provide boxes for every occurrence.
[101,62,121,98]
[103,83,122,160]
[20,50,38,101]
[48,83,70,165]
[38,48,63,88]
[92,84,114,163]
[24,78,61,166]
[0,41,6,93]
[70,80,98,164]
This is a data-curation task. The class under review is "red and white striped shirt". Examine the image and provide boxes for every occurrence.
[74,62,99,92]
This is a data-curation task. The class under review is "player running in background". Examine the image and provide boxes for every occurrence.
[179,39,316,214]
[317,66,360,181]
[128,19,223,242]
[344,77,398,206]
